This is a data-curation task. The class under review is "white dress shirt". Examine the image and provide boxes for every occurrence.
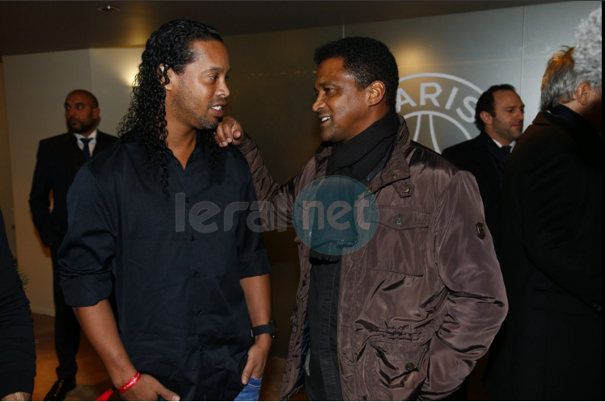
[74,129,98,156]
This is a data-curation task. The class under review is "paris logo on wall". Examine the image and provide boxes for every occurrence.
[397,73,483,153]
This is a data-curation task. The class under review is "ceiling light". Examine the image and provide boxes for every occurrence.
[98,5,121,12]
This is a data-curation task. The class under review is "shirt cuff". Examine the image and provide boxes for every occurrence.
[240,250,272,279]
[61,272,113,307]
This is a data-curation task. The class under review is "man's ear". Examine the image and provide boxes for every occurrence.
[481,111,493,127]
[159,65,175,91]
[576,82,592,106]
[368,81,387,107]
[92,107,100,120]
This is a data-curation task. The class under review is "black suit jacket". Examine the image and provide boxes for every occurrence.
[484,111,602,400]
[442,132,503,253]
[29,131,118,247]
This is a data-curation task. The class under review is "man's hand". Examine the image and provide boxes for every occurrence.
[241,335,272,385]
[1,392,31,401]
[215,116,244,148]
[120,374,180,401]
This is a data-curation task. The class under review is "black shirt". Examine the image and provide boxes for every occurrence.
[58,134,271,401]
[0,209,36,399]
[305,109,400,400]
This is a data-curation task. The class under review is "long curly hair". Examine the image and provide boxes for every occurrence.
[119,20,224,195]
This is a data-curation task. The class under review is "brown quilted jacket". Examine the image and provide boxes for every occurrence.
[238,116,508,400]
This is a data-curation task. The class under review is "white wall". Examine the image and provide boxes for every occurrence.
[2,1,600,318]
[3,50,92,315]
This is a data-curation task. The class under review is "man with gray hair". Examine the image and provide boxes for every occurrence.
[484,8,602,400]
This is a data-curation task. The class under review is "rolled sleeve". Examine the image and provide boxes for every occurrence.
[58,165,116,307]
[237,168,272,279]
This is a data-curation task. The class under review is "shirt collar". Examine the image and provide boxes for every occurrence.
[74,129,98,141]
[483,131,515,151]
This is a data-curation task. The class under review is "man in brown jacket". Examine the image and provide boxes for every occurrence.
[216,37,508,400]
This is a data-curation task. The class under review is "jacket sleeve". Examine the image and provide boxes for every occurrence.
[519,136,602,312]
[236,134,302,231]
[58,165,116,307]
[0,209,36,398]
[29,141,54,247]
[419,172,508,400]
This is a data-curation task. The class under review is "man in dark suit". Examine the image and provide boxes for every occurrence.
[29,90,118,401]
[442,85,525,255]
[484,9,602,400]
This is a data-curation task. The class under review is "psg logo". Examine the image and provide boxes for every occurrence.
[396,73,484,153]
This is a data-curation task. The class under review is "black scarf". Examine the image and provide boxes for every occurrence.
[326,108,401,182]
[309,108,400,263]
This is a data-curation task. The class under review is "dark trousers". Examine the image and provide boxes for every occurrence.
[51,243,81,379]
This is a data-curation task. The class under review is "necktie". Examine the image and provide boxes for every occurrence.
[494,145,511,170]
[81,138,92,161]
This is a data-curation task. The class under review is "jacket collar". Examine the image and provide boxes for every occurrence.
[313,116,413,197]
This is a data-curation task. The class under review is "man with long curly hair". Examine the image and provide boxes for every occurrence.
[58,20,273,401]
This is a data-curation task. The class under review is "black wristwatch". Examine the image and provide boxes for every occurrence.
[250,321,277,339]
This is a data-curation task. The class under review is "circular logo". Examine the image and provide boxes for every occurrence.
[397,73,483,153]
[293,176,379,256]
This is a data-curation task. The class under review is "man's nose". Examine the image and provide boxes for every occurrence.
[312,96,325,113]
[218,81,230,99]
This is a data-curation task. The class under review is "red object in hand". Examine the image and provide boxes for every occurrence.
[96,371,141,401]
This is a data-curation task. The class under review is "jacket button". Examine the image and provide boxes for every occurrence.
[392,174,398,179]
[406,363,416,371]
[395,218,403,226]
[190,236,196,241]
[193,271,200,278]
[403,187,411,194]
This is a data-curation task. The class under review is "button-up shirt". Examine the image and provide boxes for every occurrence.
[74,129,98,154]
[58,133,271,400]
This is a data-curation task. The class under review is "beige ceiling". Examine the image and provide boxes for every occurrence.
[0,1,565,57]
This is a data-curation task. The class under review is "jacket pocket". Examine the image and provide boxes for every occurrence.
[365,340,428,399]
[365,208,429,276]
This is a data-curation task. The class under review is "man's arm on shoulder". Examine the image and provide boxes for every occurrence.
[420,172,508,400]
[215,117,304,229]
[29,140,54,247]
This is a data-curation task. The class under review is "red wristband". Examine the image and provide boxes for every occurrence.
[118,371,141,393]
[96,372,141,401]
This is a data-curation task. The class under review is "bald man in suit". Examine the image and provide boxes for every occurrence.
[29,90,118,401]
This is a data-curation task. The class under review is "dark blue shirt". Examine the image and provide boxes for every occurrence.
[58,134,271,401]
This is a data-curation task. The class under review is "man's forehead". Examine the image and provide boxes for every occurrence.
[188,40,229,66]
[315,58,353,85]
[495,91,524,106]
[65,92,93,105]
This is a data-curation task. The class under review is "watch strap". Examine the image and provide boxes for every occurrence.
[251,321,276,338]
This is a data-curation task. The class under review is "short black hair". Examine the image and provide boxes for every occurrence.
[314,37,399,108]
[474,84,518,132]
